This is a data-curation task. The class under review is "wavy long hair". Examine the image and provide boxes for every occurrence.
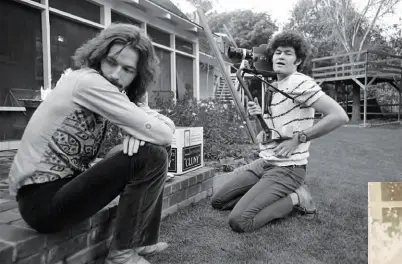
[72,23,159,104]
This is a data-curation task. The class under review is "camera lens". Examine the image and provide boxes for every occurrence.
[227,47,253,60]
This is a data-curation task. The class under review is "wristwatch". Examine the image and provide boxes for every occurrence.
[297,131,308,143]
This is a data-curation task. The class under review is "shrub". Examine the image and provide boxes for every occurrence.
[98,94,255,161]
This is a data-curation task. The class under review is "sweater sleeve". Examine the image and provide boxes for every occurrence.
[71,71,174,146]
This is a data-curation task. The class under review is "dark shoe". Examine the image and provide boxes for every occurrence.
[294,185,317,214]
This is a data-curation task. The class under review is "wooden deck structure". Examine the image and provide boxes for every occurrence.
[312,49,402,126]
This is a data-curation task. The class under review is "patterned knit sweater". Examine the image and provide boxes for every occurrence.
[8,68,175,196]
[259,72,325,166]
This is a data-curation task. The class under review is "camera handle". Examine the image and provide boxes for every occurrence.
[236,68,294,143]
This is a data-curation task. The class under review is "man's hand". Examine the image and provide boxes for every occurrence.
[247,97,262,116]
[123,135,145,156]
[273,136,300,158]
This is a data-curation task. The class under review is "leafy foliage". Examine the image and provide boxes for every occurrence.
[98,94,255,161]
[207,10,278,50]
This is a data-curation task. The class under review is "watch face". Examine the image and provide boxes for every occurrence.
[299,133,307,143]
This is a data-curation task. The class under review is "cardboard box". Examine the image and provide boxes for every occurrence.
[168,127,204,175]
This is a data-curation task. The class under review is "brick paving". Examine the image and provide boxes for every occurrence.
[0,150,17,205]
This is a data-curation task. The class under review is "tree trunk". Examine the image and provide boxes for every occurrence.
[351,84,361,123]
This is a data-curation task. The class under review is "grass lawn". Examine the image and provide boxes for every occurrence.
[148,124,402,264]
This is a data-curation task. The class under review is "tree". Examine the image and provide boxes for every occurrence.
[287,0,401,122]
[206,10,278,50]
[321,0,401,122]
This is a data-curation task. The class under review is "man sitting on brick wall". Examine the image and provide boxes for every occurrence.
[211,31,349,233]
[8,23,175,264]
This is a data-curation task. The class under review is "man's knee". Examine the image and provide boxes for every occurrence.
[228,212,252,233]
[145,144,169,164]
[210,193,223,210]
[105,144,123,159]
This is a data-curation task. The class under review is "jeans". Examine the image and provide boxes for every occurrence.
[211,158,306,232]
[17,143,169,250]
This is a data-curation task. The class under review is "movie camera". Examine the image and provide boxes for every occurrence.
[227,44,294,143]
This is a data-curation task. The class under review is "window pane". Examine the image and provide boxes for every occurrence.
[176,36,193,54]
[176,55,193,100]
[49,0,101,23]
[0,0,43,140]
[111,11,141,27]
[199,63,215,99]
[149,47,171,107]
[50,14,100,87]
[0,1,43,104]
[147,26,170,47]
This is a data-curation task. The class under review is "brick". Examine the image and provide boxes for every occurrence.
[87,221,114,246]
[196,173,204,183]
[204,168,215,180]
[47,233,87,264]
[0,201,18,213]
[161,204,178,219]
[66,240,108,264]
[45,229,70,247]
[170,182,181,194]
[177,197,194,210]
[90,209,109,227]
[70,220,91,238]
[10,219,34,231]
[0,210,22,224]
[0,241,13,264]
[15,252,45,264]
[180,178,189,189]
[188,175,197,186]
[207,188,213,197]
[188,183,201,198]
[194,191,208,203]
[162,196,169,211]
[169,190,186,207]
[0,224,46,260]
[201,178,214,192]
[163,185,172,197]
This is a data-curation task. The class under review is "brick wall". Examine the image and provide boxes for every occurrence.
[0,167,215,264]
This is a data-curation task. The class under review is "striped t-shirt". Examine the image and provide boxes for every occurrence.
[259,72,325,166]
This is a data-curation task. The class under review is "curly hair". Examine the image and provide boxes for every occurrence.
[268,31,310,71]
[72,23,159,104]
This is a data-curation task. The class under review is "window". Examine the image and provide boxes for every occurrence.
[147,26,170,47]
[149,48,171,107]
[0,1,43,140]
[49,0,101,23]
[176,55,193,100]
[175,36,193,54]
[199,63,215,99]
[0,0,43,106]
[50,15,99,88]
[111,11,141,27]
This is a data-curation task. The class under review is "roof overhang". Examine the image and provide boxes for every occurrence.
[118,0,203,33]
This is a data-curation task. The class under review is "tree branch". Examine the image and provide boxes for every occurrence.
[358,0,385,51]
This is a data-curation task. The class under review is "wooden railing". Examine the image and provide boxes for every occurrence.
[312,50,402,82]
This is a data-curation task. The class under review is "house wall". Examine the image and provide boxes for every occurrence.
[0,0,201,145]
